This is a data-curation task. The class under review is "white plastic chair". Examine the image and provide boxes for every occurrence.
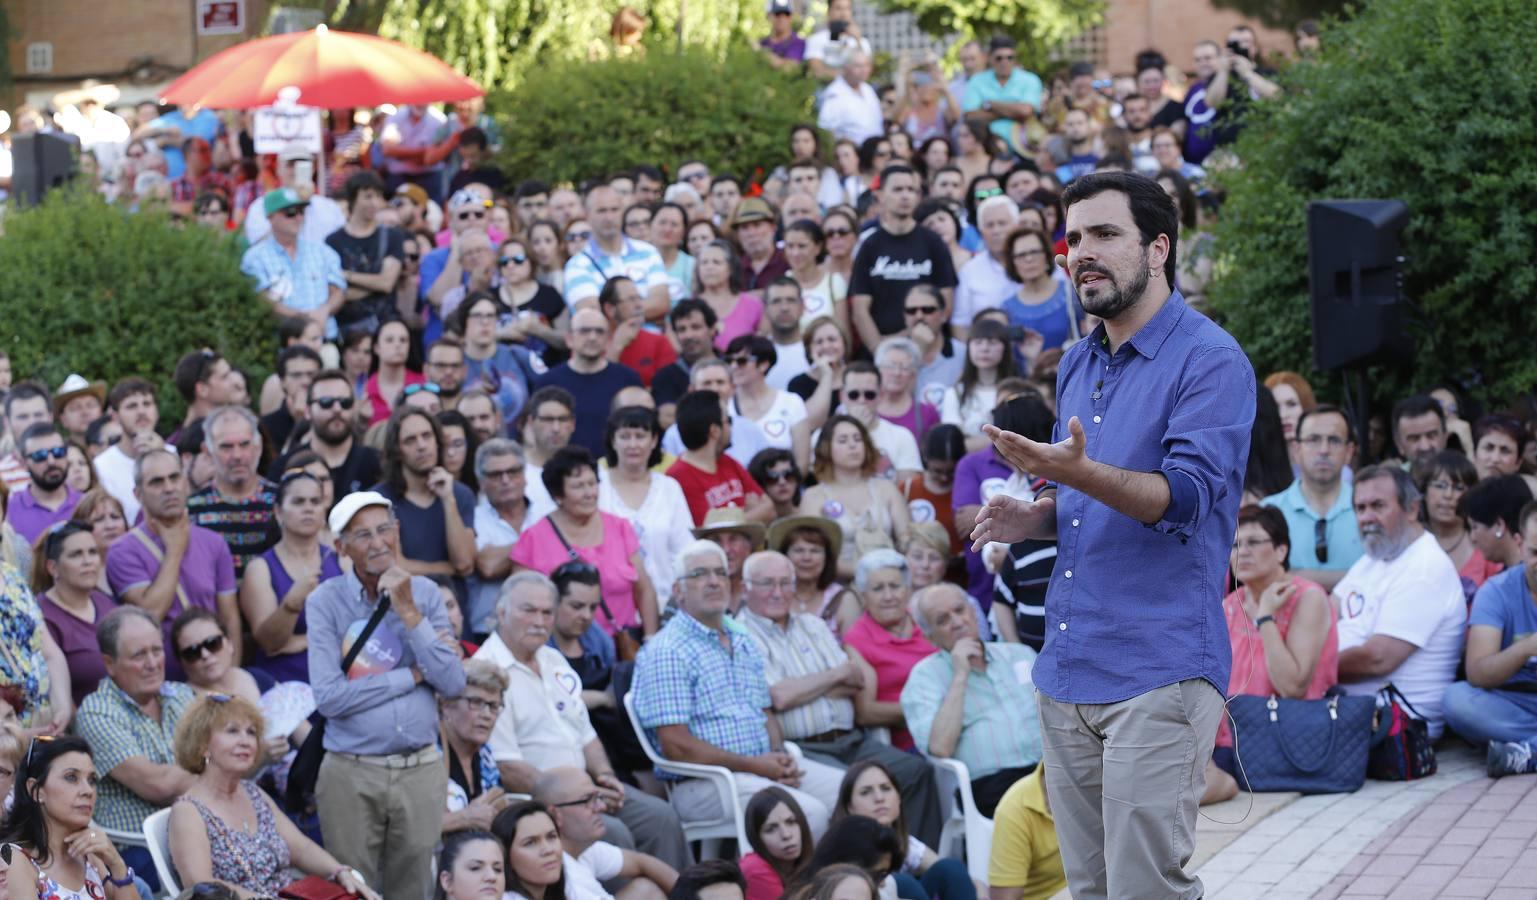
[140,808,181,895]
[928,757,994,885]
[623,691,749,858]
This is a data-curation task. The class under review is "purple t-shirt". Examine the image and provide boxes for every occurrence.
[761,34,806,61]
[38,590,116,703]
[7,487,83,545]
[880,402,941,445]
[105,523,236,679]
[952,446,1015,608]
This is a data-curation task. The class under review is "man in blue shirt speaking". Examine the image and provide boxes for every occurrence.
[970,172,1254,898]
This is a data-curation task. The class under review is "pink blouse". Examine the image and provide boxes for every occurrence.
[508,512,642,632]
[740,853,786,900]
[712,293,765,352]
[843,612,938,750]
[1218,574,1339,746]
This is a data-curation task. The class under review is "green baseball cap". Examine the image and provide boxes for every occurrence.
[263,187,309,218]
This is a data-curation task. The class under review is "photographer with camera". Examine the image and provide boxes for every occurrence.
[1203,26,1281,147]
[805,0,873,81]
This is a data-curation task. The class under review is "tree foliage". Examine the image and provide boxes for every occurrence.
[872,0,1103,71]
[1208,0,1537,409]
[0,190,276,425]
[491,46,818,187]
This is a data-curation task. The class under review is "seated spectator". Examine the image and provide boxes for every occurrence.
[986,764,1067,900]
[169,607,259,705]
[169,694,376,898]
[0,558,69,732]
[837,364,922,480]
[1414,451,1498,602]
[653,300,721,423]
[786,865,879,900]
[32,520,116,704]
[633,540,846,838]
[1472,413,1527,481]
[469,438,549,638]
[0,734,137,898]
[511,446,659,637]
[749,449,805,520]
[667,391,774,526]
[64,443,95,496]
[187,406,278,577]
[999,227,1081,350]
[953,196,1021,335]
[532,767,680,900]
[74,606,196,882]
[1334,466,1466,738]
[1445,500,1537,776]
[844,550,935,750]
[693,508,767,611]
[941,319,1017,453]
[727,335,807,454]
[1208,505,1338,801]
[1261,404,1363,592]
[436,830,508,900]
[898,425,966,560]
[1462,475,1534,575]
[798,817,912,900]
[104,449,240,679]
[874,338,940,444]
[697,242,765,351]
[902,523,951,593]
[739,550,942,845]
[788,317,851,426]
[563,185,670,315]
[600,406,694,612]
[770,516,860,637]
[440,658,513,833]
[1390,394,1449,470]
[238,470,339,683]
[474,572,690,869]
[10,423,83,545]
[601,277,678,388]
[92,377,168,525]
[901,583,1042,816]
[490,801,569,900]
[832,762,973,900]
[70,488,127,593]
[799,416,912,581]
[672,859,748,900]
[518,386,578,516]
[536,308,645,456]
[741,787,815,900]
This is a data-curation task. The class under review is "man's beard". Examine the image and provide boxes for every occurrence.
[1361,523,1409,561]
[313,415,352,447]
[1077,253,1149,320]
[32,467,67,492]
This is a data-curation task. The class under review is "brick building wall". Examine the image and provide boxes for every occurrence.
[1098,0,1294,73]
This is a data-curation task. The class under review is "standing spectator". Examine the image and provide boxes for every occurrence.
[105,449,240,677]
[728,335,807,454]
[1261,404,1363,592]
[818,52,884,145]
[262,345,323,453]
[52,374,106,448]
[696,241,765,352]
[170,350,240,442]
[564,185,671,318]
[601,276,678,388]
[379,103,450,204]
[962,37,1043,154]
[447,126,506,196]
[783,221,850,340]
[953,196,1022,337]
[1,383,55,492]
[373,407,477,579]
[239,470,340,683]
[134,103,220,178]
[1052,110,1099,184]
[760,1,806,68]
[1203,26,1282,150]
[735,199,791,294]
[167,136,231,218]
[187,406,278,577]
[667,391,774,526]
[941,319,1016,451]
[496,237,571,365]
[804,0,872,81]
[423,214,500,345]
[849,166,958,350]
[519,386,578,514]
[271,369,383,497]
[242,147,349,245]
[763,279,812,391]
[328,171,406,335]
[653,300,721,424]
[537,308,644,455]
[1333,466,1466,738]
[1182,42,1223,165]
[10,424,83,544]
[307,490,467,897]
[651,202,696,305]
[999,226,1080,351]
[241,188,347,339]
[453,291,540,434]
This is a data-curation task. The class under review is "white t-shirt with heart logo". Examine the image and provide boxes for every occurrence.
[741,390,808,450]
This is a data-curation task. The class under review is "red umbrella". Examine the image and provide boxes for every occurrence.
[160,25,482,109]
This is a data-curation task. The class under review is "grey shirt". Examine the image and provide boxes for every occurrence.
[307,569,466,754]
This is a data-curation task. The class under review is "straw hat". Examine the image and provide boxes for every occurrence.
[692,508,766,549]
[53,374,107,416]
[765,514,842,561]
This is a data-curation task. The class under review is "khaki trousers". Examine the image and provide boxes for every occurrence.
[316,748,447,900]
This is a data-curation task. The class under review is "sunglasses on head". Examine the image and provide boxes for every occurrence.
[178,633,226,663]
[312,395,355,411]
[975,187,1004,200]
[26,446,69,463]
[404,383,442,397]
[499,254,529,266]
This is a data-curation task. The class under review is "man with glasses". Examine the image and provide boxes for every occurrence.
[532,766,681,900]
[468,438,553,638]
[564,185,671,318]
[963,36,1043,151]
[243,146,348,244]
[327,171,406,335]
[308,490,467,897]
[10,422,82,543]
[519,386,578,513]
[738,550,945,845]
[535,308,642,456]
[0,382,55,492]
[424,339,470,410]
[633,540,846,838]
[241,187,347,339]
[474,572,691,870]
[1261,404,1363,591]
[105,449,240,678]
[269,370,381,498]
[187,406,278,578]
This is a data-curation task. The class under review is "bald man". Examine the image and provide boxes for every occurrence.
[533,307,642,455]
[532,767,678,900]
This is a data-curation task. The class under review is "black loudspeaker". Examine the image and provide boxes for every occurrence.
[1306,200,1412,371]
[11,132,79,207]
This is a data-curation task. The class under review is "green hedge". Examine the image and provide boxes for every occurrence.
[1207,0,1537,408]
[491,46,819,187]
[0,188,277,426]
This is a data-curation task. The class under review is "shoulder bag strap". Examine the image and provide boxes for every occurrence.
[342,592,393,676]
[129,527,192,613]
[547,517,621,631]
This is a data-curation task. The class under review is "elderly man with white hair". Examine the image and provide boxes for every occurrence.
[900,582,1043,817]
[953,194,1023,337]
[473,571,692,869]
[817,50,884,144]
[633,540,847,837]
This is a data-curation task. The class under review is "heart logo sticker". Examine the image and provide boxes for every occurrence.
[555,671,581,696]
[764,419,787,438]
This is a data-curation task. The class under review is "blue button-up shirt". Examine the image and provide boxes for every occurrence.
[632,610,771,780]
[240,237,345,338]
[306,569,466,754]
[1035,291,1254,704]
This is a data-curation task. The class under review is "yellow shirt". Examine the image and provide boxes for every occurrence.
[987,767,1067,900]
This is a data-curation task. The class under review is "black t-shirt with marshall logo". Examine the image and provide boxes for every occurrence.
[849,222,958,337]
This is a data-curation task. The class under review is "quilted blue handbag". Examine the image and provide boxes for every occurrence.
[1227,692,1376,794]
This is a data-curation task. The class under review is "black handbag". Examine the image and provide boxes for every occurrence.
[285,593,392,809]
[1227,691,1376,794]
[1367,683,1437,781]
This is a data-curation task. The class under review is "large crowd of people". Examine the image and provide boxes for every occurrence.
[0,7,1533,900]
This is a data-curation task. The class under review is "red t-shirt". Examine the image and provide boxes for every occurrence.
[666,454,765,525]
[619,331,678,388]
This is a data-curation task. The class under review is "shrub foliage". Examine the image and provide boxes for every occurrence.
[1208,0,1537,408]
[491,46,819,188]
[0,189,277,425]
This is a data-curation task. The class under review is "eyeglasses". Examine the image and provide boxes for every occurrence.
[726,356,757,367]
[483,465,525,481]
[457,210,487,221]
[280,208,306,218]
[763,468,798,484]
[1013,249,1046,261]
[178,633,227,663]
[1314,519,1329,564]
[904,305,939,316]
[346,521,397,544]
[566,231,593,243]
[404,252,422,262]
[312,395,356,411]
[1298,435,1348,449]
[1428,479,1468,495]
[1230,538,1273,552]
[26,446,69,463]
[681,566,729,581]
[534,414,574,425]
[844,389,878,401]
[680,170,710,182]
[824,227,853,238]
[552,792,605,809]
[993,53,1016,61]
[458,696,504,714]
[403,383,442,397]
[499,254,529,266]
[749,577,796,593]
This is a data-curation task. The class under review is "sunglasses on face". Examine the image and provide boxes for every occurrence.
[844,389,878,401]
[404,252,421,262]
[1314,519,1329,564]
[280,208,306,218]
[905,305,939,316]
[457,210,487,221]
[312,395,355,411]
[763,468,798,484]
[499,254,529,266]
[824,227,853,238]
[566,231,592,242]
[178,633,226,662]
[27,446,69,463]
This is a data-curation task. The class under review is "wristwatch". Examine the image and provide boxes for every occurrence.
[106,868,136,888]
[983,101,993,111]
[1254,614,1276,630]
